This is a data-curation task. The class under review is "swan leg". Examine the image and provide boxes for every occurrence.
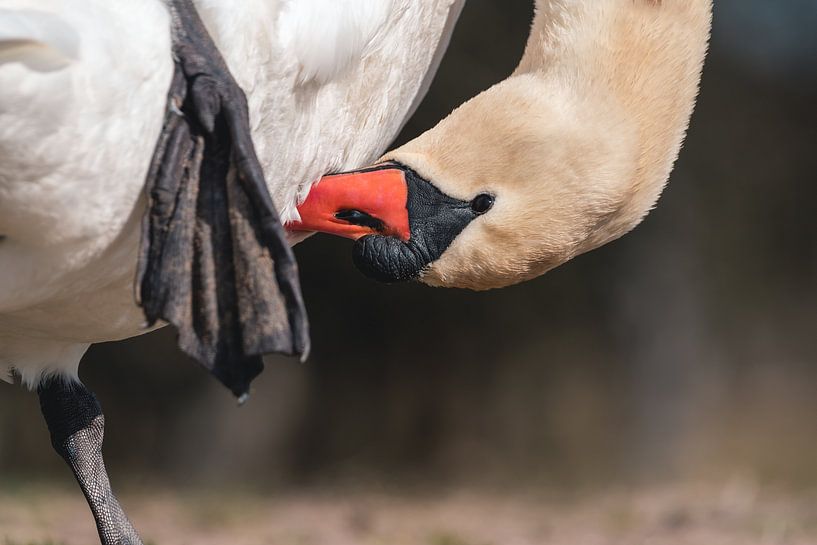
[38,379,143,545]
[137,0,309,398]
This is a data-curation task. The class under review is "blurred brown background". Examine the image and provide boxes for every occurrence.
[2,0,817,498]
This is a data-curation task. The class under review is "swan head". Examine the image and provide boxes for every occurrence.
[290,77,640,290]
[289,0,711,290]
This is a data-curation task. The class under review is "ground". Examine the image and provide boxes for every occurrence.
[3,482,817,545]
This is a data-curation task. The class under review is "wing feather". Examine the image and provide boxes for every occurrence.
[0,9,79,71]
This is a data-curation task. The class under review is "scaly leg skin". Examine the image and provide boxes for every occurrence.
[38,379,143,545]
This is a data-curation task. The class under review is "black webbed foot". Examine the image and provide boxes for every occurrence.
[137,0,309,397]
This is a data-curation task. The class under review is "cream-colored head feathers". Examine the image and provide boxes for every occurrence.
[384,0,712,290]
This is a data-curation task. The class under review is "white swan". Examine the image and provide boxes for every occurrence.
[1,0,712,542]
[293,0,712,290]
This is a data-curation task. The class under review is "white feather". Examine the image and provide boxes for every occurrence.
[0,8,79,71]
[278,0,394,84]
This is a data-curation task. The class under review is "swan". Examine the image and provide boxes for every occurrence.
[1,0,712,541]
[292,0,713,290]
[0,0,463,542]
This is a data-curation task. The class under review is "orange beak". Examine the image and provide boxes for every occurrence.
[288,165,410,241]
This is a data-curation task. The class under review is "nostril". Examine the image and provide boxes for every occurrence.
[335,209,386,232]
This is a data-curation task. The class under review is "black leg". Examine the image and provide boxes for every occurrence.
[38,378,142,545]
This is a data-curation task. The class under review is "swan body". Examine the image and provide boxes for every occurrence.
[295,0,712,291]
[0,0,464,385]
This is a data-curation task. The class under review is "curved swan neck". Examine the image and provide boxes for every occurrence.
[517,0,713,247]
[515,0,604,77]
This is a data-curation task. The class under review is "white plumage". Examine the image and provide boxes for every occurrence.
[0,0,464,386]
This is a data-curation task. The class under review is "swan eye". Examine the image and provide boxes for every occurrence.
[470,193,495,215]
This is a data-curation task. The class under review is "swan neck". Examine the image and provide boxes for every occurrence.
[517,0,713,246]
